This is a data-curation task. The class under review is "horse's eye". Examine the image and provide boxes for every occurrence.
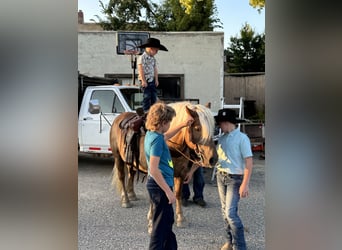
[194,125,201,132]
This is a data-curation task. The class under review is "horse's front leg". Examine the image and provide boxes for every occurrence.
[147,202,153,235]
[174,177,189,228]
[126,165,137,201]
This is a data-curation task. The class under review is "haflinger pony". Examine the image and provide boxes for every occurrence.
[109,101,218,230]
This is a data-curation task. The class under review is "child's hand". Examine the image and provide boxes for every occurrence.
[185,116,194,127]
[166,190,176,204]
[183,172,193,184]
[141,81,147,88]
[239,183,249,198]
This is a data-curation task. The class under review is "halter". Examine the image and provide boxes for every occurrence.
[167,126,205,166]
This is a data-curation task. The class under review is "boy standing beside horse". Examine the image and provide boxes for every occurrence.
[144,102,194,250]
[214,108,254,250]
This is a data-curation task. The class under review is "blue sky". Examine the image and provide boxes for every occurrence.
[78,0,264,48]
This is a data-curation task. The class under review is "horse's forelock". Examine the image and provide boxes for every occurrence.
[168,102,215,143]
[168,102,190,128]
[194,104,215,143]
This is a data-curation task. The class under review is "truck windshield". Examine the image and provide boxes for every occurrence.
[120,88,143,111]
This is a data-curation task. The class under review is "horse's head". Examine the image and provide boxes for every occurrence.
[184,105,218,167]
[168,102,218,168]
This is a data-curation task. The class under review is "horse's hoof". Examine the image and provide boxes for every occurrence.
[147,225,152,235]
[121,202,132,208]
[128,194,138,201]
[176,219,189,228]
[147,219,153,235]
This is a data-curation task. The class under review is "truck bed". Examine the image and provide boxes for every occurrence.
[241,122,265,152]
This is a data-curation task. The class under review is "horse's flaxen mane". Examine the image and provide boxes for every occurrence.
[168,102,215,144]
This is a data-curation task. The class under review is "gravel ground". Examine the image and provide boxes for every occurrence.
[78,152,265,250]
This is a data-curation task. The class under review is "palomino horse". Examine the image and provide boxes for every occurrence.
[109,102,218,229]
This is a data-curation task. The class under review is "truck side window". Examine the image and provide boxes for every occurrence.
[90,90,116,113]
[113,95,125,113]
[120,89,143,110]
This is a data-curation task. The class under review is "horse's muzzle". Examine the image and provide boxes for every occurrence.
[209,156,218,166]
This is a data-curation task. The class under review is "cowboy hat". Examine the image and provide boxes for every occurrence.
[214,108,246,124]
[138,38,168,51]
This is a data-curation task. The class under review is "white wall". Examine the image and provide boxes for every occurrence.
[78,31,224,112]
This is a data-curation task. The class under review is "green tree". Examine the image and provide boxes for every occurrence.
[225,23,265,73]
[95,0,221,31]
[249,0,265,12]
[94,0,160,30]
[163,0,221,31]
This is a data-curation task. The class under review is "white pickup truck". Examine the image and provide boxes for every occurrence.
[78,85,143,155]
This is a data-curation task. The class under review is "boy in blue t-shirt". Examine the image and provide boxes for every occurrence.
[145,102,193,250]
[214,108,253,250]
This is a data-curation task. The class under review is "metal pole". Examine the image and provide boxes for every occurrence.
[132,55,137,86]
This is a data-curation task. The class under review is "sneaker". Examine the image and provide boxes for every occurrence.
[182,198,189,207]
[193,198,207,207]
[220,242,233,250]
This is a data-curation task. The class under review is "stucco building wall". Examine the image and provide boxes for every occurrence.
[78,31,225,112]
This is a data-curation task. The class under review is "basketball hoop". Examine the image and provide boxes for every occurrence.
[123,50,140,55]
[116,32,150,85]
[116,32,149,55]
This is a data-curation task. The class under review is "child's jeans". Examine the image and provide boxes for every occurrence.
[182,166,205,201]
[142,80,157,112]
[217,171,246,250]
[147,176,177,250]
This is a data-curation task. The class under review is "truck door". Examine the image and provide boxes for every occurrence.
[78,89,125,153]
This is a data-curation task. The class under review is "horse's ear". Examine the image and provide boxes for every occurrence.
[185,106,198,118]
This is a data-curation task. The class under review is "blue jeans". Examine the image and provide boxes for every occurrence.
[216,172,246,250]
[142,80,157,112]
[182,166,205,201]
[147,177,177,250]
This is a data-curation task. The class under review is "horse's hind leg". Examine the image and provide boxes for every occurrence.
[114,158,132,208]
[126,166,137,201]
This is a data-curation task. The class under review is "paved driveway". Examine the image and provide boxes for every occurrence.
[78,152,265,250]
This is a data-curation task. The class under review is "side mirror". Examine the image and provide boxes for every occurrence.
[88,99,101,114]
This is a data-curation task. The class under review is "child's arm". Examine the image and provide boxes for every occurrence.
[154,66,159,87]
[164,116,194,141]
[239,156,253,198]
[138,64,147,87]
[183,164,200,184]
[149,155,176,204]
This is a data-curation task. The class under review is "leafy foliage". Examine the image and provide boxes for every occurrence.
[167,0,221,31]
[95,0,221,31]
[94,0,158,30]
[249,0,265,12]
[225,23,265,73]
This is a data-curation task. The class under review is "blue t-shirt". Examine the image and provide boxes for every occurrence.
[216,128,253,175]
[144,131,174,187]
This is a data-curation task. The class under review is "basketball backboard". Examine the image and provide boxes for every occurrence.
[116,32,150,55]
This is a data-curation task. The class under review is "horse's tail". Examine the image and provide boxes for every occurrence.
[111,166,118,192]
[111,160,128,195]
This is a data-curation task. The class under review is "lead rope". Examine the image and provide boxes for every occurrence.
[167,139,203,166]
